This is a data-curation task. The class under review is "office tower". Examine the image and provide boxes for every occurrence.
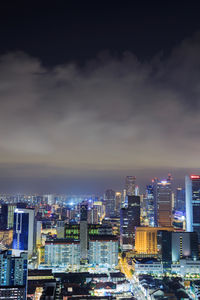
[88,235,118,268]
[135,227,174,255]
[125,176,136,196]
[45,240,80,268]
[36,221,42,246]
[93,200,104,220]
[104,189,116,217]
[43,194,55,205]
[176,187,185,212]
[120,195,140,250]
[57,220,65,239]
[0,204,16,229]
[115,192,122,215]
[121,189,126,208]
[93,202,103,223]
[153,175,172,227]
[145,185,154,226]
[185,175,200,241]
[80,203,88,264]
[159,231,199,270]
[87,206,99,224]
[171,231,199,262]
[0,250,27,286]
[171,192,175,211]
[12,208,35,257]
[135,185,139,196]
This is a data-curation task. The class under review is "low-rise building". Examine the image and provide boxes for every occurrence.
[171,259,200,276]
[135,262,163,274]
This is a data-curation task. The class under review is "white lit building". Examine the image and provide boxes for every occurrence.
[171,260,200,276]
[45,240,80,268]
[134,262,163,275]
[88,235,118,268]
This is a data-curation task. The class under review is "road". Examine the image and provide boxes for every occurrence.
[119,256,148,299]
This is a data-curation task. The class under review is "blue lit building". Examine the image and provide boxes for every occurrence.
[12,208,35,257]
[175,187,185,213]
[146,185,155,226]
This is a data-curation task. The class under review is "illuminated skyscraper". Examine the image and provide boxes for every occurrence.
[0,204,16,229]
[185,175,200,241]
[153,176,172,227]
[12,208,35,257]
[145,185,154,226]
[125,176,136,196]
[135,226,174,255]
[104,189,115,217]
[80,203,88,264]
[115,192,122,215]
[0,249,27,289]
[175,187,185,212]
[120,195,140,250]
[122,189,126,208]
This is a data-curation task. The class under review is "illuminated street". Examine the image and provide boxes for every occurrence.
[119,256,147,299]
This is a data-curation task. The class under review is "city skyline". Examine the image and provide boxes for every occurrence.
[0,3,200,193]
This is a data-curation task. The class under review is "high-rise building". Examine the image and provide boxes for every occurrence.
[0,250,27,286]
[36,221,42,246]
[144,185,154,226]
[120,195,140,250]
[135,227,174,255]
[175,187,185,212]
[153,176,172,227]
[87,206,99,224]
[159,231,199,270]
[125,176,136,196]
[122,189,126,208]
[56,220,65,239]
[80,203,88,264]
[45,240,80,269]
[115,192,122,215]
[185,175,200,240]
[88,235,118,268]
[0,204,16,229]
[12,208,35,257]
[104,189,116,217]
[43,194,55,205]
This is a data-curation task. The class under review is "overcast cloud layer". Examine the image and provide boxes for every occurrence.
[0,33,200,192]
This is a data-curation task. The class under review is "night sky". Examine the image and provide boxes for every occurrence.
[0,1,200,193]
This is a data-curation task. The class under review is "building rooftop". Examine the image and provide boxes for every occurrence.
[89,235,118,241]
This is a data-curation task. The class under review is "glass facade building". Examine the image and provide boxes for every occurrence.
[12,208,35,257]
[153,176,172,227]
[186,175,200,241]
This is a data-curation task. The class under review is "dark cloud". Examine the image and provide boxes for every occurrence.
[0,33,200,192]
